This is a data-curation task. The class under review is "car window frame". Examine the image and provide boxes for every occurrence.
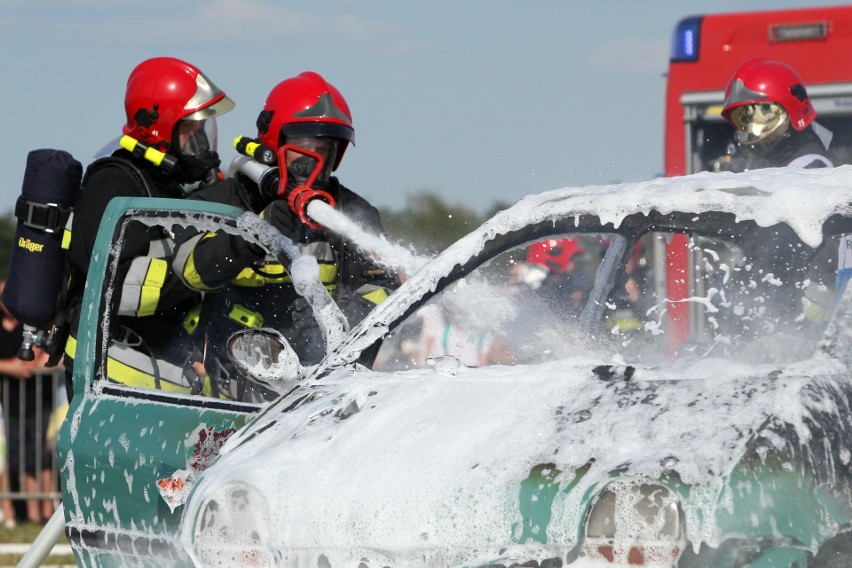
[79,196,266,412]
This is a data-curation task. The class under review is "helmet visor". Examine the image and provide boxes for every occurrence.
[177,117,218,157]
[183,94,235,122]
[728,102,788,145]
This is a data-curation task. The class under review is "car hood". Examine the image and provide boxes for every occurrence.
[181,350,850,563]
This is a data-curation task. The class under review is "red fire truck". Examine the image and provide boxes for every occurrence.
[666,5,852,177]
[661,5,852,350]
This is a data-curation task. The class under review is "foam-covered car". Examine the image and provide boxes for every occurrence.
[58,167,852,567]
[176,167,852,567]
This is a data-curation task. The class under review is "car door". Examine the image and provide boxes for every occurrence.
[56,197,269,565]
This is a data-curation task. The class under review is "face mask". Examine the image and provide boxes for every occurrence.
[173,118,221,184]
[282,136,340,184]
[287,155,326,188]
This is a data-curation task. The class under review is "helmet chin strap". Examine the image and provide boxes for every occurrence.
[276,144,336,229]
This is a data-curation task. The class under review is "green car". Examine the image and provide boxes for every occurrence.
[56,198,268,566]
[57,166,852,567]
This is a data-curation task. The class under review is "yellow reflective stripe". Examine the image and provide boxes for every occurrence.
[67,334,193,393]
[805,301,827,323]
[61,229,72,250]
[184,248,218,291]
[318,264,337,284]
[607,316,643,331]
[65,335,77,359]
[138,258,167,317]
[105,357,191,393]
[66,334,234,399]
[201,373,213,397]
[232,263,289,287]
[196,372,232,399]
[361,288,388,305]
[181,233,222,292]
[229,262,338,287]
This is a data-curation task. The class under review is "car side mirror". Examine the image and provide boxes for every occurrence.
[226,328,303,393]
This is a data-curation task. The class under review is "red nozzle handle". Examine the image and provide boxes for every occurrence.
[288,186,336,229]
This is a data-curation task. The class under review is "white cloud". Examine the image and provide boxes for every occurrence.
[42,0,427,56]
[587,36,668,75]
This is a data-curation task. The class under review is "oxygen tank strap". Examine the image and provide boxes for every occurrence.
[44,259,77,367]
[14,197,72,234]
[82,157,154,197]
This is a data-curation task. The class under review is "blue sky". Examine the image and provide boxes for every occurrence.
[1,1,849,214]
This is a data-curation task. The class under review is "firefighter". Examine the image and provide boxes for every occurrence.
[172,71,399,368]
[721,57,833,170]
[721,57,845,335]
[62,57,235,398]
[526,238,592,316]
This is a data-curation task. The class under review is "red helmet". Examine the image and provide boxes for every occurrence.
[527,238,585,273]
[256,72,354,170]
[122,57,235,149]
[722,57,816,134]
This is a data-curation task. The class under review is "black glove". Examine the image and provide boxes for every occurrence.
[336,292,375,327]
[206,232,266,273]
[260,200,299,236]
[228,232,267,262]
[288,297,326,365]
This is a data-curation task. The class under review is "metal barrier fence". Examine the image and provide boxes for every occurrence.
[0,370,64,522]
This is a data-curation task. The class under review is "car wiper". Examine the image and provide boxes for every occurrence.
[592,365,636,381]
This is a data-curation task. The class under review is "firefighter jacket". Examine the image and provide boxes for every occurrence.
[742,126,833,170]
[63,152,212,396]
[172,173,400,365]
[732,127,840,332]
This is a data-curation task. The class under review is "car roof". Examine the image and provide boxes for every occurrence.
[318,166,852,372]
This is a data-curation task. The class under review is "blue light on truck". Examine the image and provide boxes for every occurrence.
[671,16,702,62]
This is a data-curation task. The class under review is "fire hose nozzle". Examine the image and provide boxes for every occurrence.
[288,186,336,230]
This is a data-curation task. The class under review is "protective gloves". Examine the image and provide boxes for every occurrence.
[179,230,267,291]
[336,292,375,328]
[288,297,327,365]
[260,200,299,236]
[286,292,375,365]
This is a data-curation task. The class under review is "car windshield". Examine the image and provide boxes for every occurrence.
[373,217,846,371]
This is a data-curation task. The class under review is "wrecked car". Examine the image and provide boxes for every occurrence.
[59,166,852,567]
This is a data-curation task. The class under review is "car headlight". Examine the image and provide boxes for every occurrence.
[186,482,273,567]
[582,479,685,565]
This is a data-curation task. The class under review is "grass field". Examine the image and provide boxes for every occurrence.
[0,520,74,566]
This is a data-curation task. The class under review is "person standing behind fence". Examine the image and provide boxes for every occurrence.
[0,280,53,525]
